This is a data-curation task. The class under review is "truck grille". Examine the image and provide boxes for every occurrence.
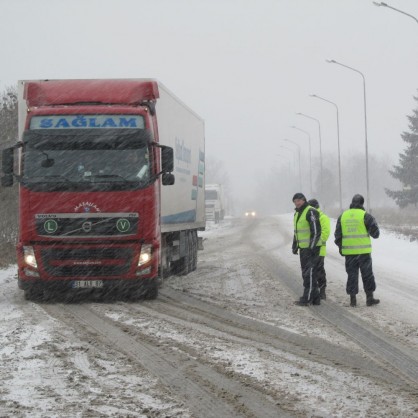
[40,247,133,277]
[35,213,139,238]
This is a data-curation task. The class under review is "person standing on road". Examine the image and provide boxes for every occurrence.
[334,194,380,307]
[307,199,330,300]
[292,193,322,306]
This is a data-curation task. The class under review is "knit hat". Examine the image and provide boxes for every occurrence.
[351,194,364,205]
[307,198,319,209]
[292,193,306,201]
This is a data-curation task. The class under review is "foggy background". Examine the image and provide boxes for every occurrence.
[2,0,417,215]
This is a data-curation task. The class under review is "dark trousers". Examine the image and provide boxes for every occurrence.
[299,247,320,303]
[316,256,326,290]
[345,254,376,295]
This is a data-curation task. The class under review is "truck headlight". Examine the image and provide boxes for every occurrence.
[138,244,152,266]
[23,246,38,269]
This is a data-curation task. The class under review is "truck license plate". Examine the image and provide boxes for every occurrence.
[72,280,103,289]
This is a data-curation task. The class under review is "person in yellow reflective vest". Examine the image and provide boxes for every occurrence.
[308,199,330,300]
[292,193,322,306]
[334,194,380,307]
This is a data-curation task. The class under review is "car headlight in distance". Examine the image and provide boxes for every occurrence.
[23,246,38,269]
[138,244,152,266]
[251,211,256,217]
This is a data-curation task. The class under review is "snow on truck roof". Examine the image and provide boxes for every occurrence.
[23,79,160,107]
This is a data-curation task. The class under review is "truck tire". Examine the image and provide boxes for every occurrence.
[145,281,159,300]
[191,231,198,271]
[186,232,192,273]
[24,285,44,302]
[171,231,191,276]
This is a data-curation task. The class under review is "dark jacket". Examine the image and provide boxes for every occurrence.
[292,202,322,252]
[334,203,380,252]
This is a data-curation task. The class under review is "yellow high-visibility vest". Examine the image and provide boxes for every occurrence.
[294,206,321,249]
[341,209,371,255]
[318,208,330,256]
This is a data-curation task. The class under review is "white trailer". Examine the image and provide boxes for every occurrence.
[156,83,206,274]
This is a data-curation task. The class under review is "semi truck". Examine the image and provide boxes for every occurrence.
[1,79,205,301]
[205,183,225,223]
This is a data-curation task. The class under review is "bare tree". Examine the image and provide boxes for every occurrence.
[205,156,229,186]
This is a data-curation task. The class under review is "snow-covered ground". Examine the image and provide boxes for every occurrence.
[0,213,417,417]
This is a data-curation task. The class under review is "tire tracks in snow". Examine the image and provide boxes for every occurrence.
[41,302,291,418]
[248,217,418,387]
[147,288,407,387]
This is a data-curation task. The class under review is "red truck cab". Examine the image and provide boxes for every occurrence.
[2,80,175,300]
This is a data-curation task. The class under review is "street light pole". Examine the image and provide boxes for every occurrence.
[310,94,343,212]
[373,2,418,24]
[281,140,302,190]
[326,59,371,212]
[296,112,323,199]
[291,126,313,196]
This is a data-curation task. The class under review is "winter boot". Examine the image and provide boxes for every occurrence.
[294,298,309,306]
[319,286,326,300]
[366,292,380,306]
[350,295,357,307]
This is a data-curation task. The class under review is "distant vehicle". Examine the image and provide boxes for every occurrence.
[205,183,225,223]
[245,211,257,218]
[1,79,205,301]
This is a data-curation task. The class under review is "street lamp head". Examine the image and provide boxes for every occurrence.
[326,59,336,64]
[309,94,317,98]
[372,2,418,24]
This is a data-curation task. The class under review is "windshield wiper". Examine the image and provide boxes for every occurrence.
[89,174,129,182]
[27,175,76,184]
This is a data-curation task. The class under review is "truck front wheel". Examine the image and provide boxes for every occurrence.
[24,285,44,302]
[145,282,158,300]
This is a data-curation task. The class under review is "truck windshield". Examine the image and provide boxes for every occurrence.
[21,129,153,192]
[205,190,218,200]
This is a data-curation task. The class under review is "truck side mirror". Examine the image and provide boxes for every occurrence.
[2,147,14,174]
[1,148,15,187]
[1,174,13,187]
[161,146,174,173]
[162,173,175,185]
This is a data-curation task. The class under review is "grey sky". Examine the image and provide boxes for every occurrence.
[2,0,417,201]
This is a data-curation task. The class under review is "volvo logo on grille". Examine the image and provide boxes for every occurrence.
[82,221,93,233]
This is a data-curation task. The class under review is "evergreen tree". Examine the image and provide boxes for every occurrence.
[0,86,18,146]
[0,85,19,266]
[386,95,418,208]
